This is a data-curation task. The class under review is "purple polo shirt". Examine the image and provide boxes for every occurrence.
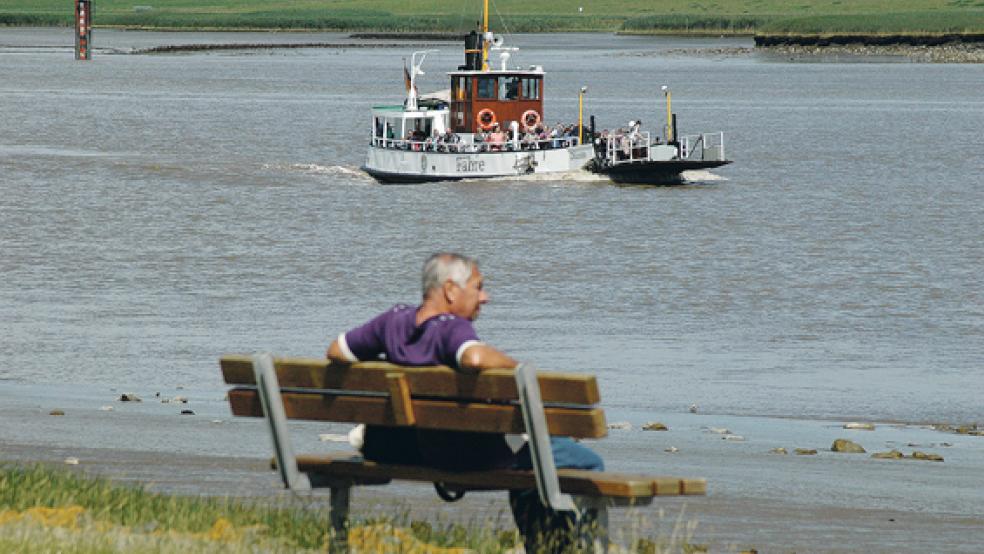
[335,304,518,470]
[337,304,482,368]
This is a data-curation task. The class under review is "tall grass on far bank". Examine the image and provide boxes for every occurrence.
[2,0,984,35]
[757,11,984,35]
[620,14,776,35]
[0,9,624,32]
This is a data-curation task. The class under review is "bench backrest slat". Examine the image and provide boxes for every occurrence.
[227,388,608,438]
[221,355,601,405]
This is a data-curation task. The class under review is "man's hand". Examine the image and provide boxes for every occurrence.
[458,344,518,372]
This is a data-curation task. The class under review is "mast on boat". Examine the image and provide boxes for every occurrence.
[482,0,490,71]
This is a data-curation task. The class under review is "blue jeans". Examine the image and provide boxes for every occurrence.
[510,437,605,553]
[362,430,606,550]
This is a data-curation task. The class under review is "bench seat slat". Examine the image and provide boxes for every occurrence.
[293,454,706,498]
[228,389,608,438]
[221,355,600,405]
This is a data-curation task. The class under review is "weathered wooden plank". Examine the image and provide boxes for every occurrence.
[385,373,415,426]
[228,389,608,438]
[220,355,600,405]
[293,454,706,498]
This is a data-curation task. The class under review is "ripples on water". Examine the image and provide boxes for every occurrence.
[0,30,981,424]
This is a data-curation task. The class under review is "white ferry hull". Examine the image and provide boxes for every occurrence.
[364,144,595,183]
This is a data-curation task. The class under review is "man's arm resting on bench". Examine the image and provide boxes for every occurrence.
[327,338,517,373]
[457,344,518,372]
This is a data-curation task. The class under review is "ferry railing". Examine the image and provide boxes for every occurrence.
[370,135,581,153]
[679,132,725,162]
[604,132,651,166]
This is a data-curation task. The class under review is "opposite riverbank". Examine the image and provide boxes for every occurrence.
[3,0,983,39]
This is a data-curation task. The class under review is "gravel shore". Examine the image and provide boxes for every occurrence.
[763,43,984,63]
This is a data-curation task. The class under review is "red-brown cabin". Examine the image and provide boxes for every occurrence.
[449,69,545,134]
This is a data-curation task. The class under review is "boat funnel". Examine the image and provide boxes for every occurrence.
[462,30,484,71]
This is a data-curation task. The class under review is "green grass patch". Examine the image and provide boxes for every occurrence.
[0,464,707,553]
[0,464,521,552]
[0,464,330,550]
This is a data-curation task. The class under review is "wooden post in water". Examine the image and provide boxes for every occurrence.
[75,0,92,60]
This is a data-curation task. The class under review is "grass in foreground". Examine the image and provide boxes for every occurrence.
[0,0,982,35]
[0,464,706,553]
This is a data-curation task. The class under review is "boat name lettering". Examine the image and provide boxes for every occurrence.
[456,157,485,173]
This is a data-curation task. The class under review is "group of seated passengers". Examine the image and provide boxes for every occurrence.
[394,122,581,152]
[518,122,579,150]
[595,120,658,159]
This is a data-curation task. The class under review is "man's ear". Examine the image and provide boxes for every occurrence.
[443,280,457,303]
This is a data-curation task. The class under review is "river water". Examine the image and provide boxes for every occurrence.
[1,28,982,552]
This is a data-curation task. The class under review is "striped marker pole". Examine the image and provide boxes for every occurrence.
[75,0,92,60]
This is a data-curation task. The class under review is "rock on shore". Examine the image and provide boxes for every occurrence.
[831,439,866,453]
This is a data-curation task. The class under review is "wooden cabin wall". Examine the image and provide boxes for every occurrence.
[450,75,544,134]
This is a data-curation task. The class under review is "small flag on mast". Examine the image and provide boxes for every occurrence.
[403,59,412,92]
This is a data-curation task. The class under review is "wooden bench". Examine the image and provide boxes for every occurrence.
[221,353,705,551]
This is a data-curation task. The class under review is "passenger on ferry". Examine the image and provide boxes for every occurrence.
[628,120,642,146]
[620,128,633,158]
[440,128,460,152]
[612,128,627,159]
[563,124,576,145]
[522,129,538,150]
[535,125,548,149]
[489,124,507,151]
[425,129,440,152]
[549,123,563,149]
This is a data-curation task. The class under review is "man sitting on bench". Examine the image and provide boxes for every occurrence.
[327,252,605,550]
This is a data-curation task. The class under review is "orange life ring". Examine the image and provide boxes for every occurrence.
[476,108,497,131]
[522,110,542,132]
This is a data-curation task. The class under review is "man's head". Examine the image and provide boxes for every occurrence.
[421,252,488,320]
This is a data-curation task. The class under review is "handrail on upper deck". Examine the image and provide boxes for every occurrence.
[371,136,580,153]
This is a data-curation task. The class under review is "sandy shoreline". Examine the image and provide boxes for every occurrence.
[3,382,983,552]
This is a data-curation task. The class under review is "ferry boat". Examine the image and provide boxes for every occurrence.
[362,3,731,184]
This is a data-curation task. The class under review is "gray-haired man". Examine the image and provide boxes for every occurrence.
[327,253,604,549]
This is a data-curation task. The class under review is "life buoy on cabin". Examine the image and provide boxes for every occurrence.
[522,110,542,132]
[476,109,497,131]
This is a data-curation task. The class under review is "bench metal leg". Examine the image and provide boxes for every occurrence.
[252,352,310,491]
[514,362,577,514]
[329,485,351,553]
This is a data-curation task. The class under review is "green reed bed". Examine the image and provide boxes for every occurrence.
[2,0,981,35]
[758,11,984,35]
[0,10,621,33]
[620,15,777,35]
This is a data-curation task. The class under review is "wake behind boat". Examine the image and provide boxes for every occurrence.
[362,2,731,184]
